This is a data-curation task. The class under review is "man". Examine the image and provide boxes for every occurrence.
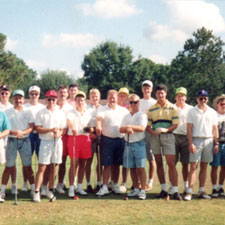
[33,90,66,202]
[210,94,225,197]
[22,85,45,191]
[96,90,129,196]
[184,90,218,201]
[56,85,74,194]
[147,84,182,200]
[172,87,192,195]
[67,84,79,107]
[139,80,156,191]
[120,94,147,200]
[0,110,10,203]
[0,90,35,200]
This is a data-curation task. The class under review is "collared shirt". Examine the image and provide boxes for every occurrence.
[0,102,13,111]
[97,104,129,138]
[173,103,193,135]
[0,111,10,132]
[35,107,67,140]
[86,104,104,127]
[139,98,157,114]
[187,105,217,138]
[147,100,179,130]
[121,111,147,143]
[6,107,34,138]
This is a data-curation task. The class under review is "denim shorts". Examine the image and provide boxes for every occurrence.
[101,136,125,166]
[210,143,225,166]
[123,140,146,168]
[29,132,41,157]
[6,137,32,167]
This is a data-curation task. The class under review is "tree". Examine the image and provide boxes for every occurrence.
[169,27,225,104]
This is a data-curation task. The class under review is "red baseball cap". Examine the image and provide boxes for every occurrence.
[45,90,57,98]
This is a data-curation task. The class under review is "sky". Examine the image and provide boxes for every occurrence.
[1,0,225,79]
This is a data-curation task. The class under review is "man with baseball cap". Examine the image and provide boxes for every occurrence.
[139,80,156,191]
[184,90,218,201]
[0,90,35,201]
[33,90,67,202]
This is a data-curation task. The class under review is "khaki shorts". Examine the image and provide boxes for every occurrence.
[174,134,189,165]
[189,137,213,163]
[150,133,176,155]
[145,131,155,161]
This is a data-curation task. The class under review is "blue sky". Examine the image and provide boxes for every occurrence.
[1,0,225,79]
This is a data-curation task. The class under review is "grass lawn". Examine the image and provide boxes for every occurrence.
[0,156,225,225]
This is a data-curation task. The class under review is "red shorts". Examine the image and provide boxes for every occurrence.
[67,135,92,159]
[62,134,69,157]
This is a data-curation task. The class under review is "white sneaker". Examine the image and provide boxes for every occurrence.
[138,190,146,200]
[119,184,127,193]
[21,182,28,191]
[127,188,140,197]
[0,197,4,203]
[96,187,109,196]
[33,192,41,202]
[41,186,48,197]
[198,191,211,199]
[76,187,87,196]
[112,184,120,194]
[0,192,5,199]
[68,186,75,198]
[11,186,18,195]
[184,193,192,201]
[56,183,65,194]
[47,191,56,202]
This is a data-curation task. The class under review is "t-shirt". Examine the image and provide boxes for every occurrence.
[0,102,13,111]
[0,111,10,132]
[139,98,157,114]
[5,107,34,138]
[217,112,225,142]
[86,104,104,127]
[121,111,147,143]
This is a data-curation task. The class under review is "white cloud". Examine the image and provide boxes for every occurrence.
[76,0,141,18]
[25,59,48,71]
[5,37,18,50]
[148,55,169,65]
[42,33,103,48]
[145,21,189,43]
[167,0,225,33]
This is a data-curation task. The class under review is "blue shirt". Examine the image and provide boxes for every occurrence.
[0,111,10,132]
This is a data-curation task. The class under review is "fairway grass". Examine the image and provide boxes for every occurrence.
[0,157,225,225]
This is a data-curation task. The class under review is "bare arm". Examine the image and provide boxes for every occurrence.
[120,125,145,133]
[213,124,219,154]
[0,130,10,139]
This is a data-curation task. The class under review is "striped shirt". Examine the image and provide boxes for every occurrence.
[147,100,179,130]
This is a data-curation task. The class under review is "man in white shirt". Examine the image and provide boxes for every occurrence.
[0,90,35,200]
[67,83,79,108]
[139,80,156,191]
[0,84,13,111]
[172,87,193,195]
[184,90,219,201]
[96,90,129,196]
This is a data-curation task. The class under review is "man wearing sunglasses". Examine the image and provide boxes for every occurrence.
[184,90,218,201]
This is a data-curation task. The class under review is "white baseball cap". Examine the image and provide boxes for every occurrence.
[29,85,40,93]
[142,80,153,87]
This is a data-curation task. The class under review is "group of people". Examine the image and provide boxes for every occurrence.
[0,79,224,203]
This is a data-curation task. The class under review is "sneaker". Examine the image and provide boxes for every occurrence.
[168,186,173,196]
[11,186,18,195]
[33,192,41,203]
[211,189,218,198]
[47,191,56,202]
[183,188,188,195]
[96,187,110,196]
[41,186,48,197]
[94,185,101,193]
[145,184,152,192]
[0,197,4,203]
[119,184,127,193]
[0,192,5,199]
[86,185,94,193]
[76,187,87,196]
[173,192,183,200]
[198,191,211,199]
[156,190,168,199]
[218,188,225,197]
[56,183,65,194]
[138,190,146,200]
[127,188,140,197]
[184,193,192,201]
[21,183,28,192]
[68,186,75,198]
[112,184,120,194]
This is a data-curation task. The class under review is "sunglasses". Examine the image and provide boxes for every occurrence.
[48,98,56,102]
[129,101,139,105]
[30,93,38,96]
[1,92,9,96]
[199,97,207,101]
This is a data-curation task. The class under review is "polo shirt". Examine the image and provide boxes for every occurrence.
[186,105,217,138]
[147,100,179,130]
[0,111,10,132]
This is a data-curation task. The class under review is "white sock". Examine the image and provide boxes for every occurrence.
[31,184,35,191]
[87,182,91,186]
[1,184,6,193]
[218,184,223,189]
[187,188,192,194]
[161,183,167,192]
[103,184,108,190]
[77,183,82,189]
[199,187,204,192]
[212,184,217,190]
[97,181,102,186]
[113,183,118,187]
[70,185,74,190]
[24,181,27,185]
[173,186,178,193]
[184,181,188,189]
[148,179,153,186]
[169,182,173,189]
[134,188,139,192]
[12,183,16,187]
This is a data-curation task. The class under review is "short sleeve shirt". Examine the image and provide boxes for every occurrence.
[139,98,157,114]
[217,113,225,142]
[0,111,10,132]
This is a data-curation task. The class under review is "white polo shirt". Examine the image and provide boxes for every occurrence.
[35,107,67,140]
[187,105,218,138]
[0,102,13,111]
[86,104,104,127]
[97,104,129,138]
[121,111,147,143]
[67,108,93,136]
[57,102,74,116]
[139,98,156,114]
[173,103,193,135]
[5,107,34,138]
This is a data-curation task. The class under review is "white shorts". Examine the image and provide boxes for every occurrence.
[38,138,63,165]
[0,139,6,164]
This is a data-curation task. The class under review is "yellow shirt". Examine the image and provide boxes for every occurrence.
[147,100,179,130]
